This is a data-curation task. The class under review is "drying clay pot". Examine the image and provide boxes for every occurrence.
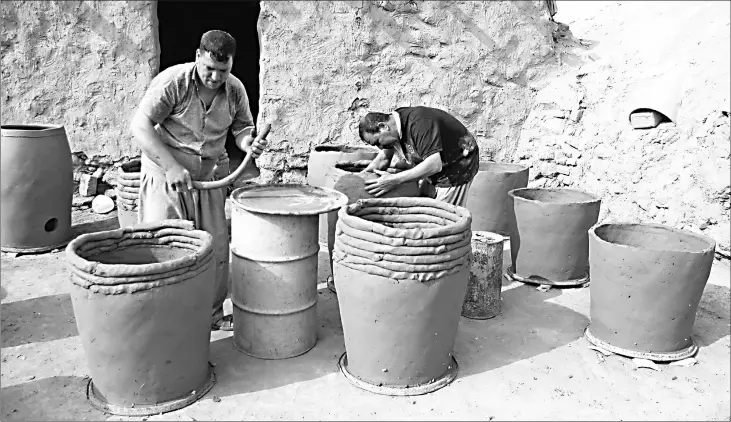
[306,145,379,246]
[507,188,601,286]
[462,231,504,319]
[585,223,716,361]
[333,197,472,396]
[116,159,141,228]
[1,124,73,252]
[324,162,421,289]
[66,220,216,416]
[466,162,529,237]
[229,184,347,359]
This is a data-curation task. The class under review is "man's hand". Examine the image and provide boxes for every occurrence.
[165,163,193,193]
[249,136,268,158]
[364,169,402,197]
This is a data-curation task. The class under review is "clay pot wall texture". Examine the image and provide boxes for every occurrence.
[512,2,730,257]
[256,0,558,185]
[0,1,157,160]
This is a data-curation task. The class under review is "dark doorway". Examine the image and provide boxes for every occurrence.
[156,0,261,170]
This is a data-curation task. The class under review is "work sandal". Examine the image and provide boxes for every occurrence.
[211,314,234,331]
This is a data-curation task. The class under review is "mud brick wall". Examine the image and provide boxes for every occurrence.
[256,0,558,184]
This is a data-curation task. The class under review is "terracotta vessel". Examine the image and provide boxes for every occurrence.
[1,124,73,252]
[116,159,141,228]
[333,197,472,395]
[466,162,529,237]
[585,223,716,361]
[462,231,504,319]
[324,162,421,291]
[66,220,216,416]
[507,188,601,286]
[306,145,379,247]
[230,184,347,359]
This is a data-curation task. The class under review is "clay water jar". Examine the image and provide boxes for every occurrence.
[333,197,472,395]
[1,124,73,252]
[466,162,529,237]
[306,145,379,246]
[507,188,601,286]
[324,162,421,286]
[585,223,716,361]
[462,231,504,319]
[65,220,216,416]
[230,184,347,359]
[116,159,141,228]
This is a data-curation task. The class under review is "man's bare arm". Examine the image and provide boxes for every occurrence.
[363,148,395,172]
[130,111,181,172]
[391,152,442,184]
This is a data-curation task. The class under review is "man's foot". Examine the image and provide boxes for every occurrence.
[211,314,234,331]
[327,276,337,294]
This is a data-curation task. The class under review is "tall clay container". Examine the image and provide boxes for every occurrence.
[462,231,504,319]
[66,220,216,416]
[324,163,421,291]
[585,223,716,361]
[1,124,73,252]
[507,188,601,286]
[116,159,141,228]
[333,197,472,395]
[306,145,379,247]
[466,162,529,237]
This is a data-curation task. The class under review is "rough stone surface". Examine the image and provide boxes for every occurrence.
[257,0,558,183]
[0,0,157,159]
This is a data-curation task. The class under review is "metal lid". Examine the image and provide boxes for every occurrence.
[231,184,348,216]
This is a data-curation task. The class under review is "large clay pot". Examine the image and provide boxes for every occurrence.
[466,162,529,236]
[333,197,472,395]
[66,220,216,416]
[1,124,73,252]
[585,223,716,361]
[307,145,379,246]
[507,188,601,286]
[116,159,141,228]
[324,162,421,290]
[229,184,348,359]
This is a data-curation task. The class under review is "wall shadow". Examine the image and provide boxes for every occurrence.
[454,284,590,376]
[693,283,731,347]
[1,375,105,420]
[1,293,78,349]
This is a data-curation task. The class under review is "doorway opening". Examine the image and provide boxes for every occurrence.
[156,0,261,171]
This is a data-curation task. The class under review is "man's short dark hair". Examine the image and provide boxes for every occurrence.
[358,112,391,140]
[200,30,237,62]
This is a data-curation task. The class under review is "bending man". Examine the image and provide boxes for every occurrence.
[358,106,479,207]
[130,30,267,331]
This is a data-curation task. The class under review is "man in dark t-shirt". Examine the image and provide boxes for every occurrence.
[358,106,479,207]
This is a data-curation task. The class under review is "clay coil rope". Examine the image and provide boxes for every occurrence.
[66,219,213,295]
[333,197,472,282]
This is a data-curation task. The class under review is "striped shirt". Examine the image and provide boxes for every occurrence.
[137,62,254,159]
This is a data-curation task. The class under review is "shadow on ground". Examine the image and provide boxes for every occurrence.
[0,375,105,421]
[694,282,731,347]
[1,293,77,348]
[454,284,590,377]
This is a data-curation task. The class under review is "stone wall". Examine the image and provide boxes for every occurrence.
[256,0,558,183]
[1,0,157,162]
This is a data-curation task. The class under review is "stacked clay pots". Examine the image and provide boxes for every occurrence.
[333,197,472,395]
[115,159,141,228]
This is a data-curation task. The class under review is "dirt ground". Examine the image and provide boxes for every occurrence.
[1,203,729,421]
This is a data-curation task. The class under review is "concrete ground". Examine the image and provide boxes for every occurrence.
[1,207,729,421]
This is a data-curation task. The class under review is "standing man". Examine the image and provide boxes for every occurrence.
[130,30,267,331]
[358,106,479,207]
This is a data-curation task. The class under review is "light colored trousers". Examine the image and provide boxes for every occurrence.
[421,180,473,208]
[138,148,230,319]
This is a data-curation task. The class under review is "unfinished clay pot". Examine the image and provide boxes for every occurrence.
[507,188,601,286]
[307,145,379,246]
[116,159,141,228]
[466,162,529,237]
[324,162,421,289]
[333,197,472,395]
[462,231,504,319]
[66,220,216,416]
[1,124,73,252]
[230,184,348,359]
[585,223,716,361]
